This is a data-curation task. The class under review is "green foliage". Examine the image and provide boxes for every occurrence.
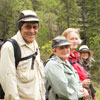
[40,41,52,61]
[36,11,57,47]
[37,0,59,13]
[0,0,100,89]
[60,0,81,28]
[0,0,33,38]
[92,82,100,100]
[89,35,100,82]
[35,0,66,46]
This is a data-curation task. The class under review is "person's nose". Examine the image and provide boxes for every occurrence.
[73,39,77,42]
[30,27,35,33]
[64,47,69,51]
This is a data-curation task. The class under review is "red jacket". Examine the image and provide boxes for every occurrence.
[67,51,87,81]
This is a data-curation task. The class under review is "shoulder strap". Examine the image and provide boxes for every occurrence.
[0,39,20,99]
[69,58,75,65]
[0,85,4,99]
[43,59,50,67]
[69,57,82,66]
[20,49,38,69]
[69,58,78,65]
[0,39,7,50]
[9,39,38,69]
[8,39,21,69]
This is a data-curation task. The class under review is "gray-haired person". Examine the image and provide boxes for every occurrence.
[0,10,45,100]
[45,36,89,100]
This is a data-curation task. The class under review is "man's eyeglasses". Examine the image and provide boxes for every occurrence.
[24,25,38,30]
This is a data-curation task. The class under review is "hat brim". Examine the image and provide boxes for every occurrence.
[80,50,93,56]
[18,17,39,22]
[53,42,71,48]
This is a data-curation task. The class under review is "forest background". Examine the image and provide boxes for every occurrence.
[0,0,100,99]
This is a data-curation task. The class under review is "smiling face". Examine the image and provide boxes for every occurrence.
[67,32,80,51]
[80,52,89,60]
[62,28,82,52]
[53,45,70,62]
[20,22,39,43]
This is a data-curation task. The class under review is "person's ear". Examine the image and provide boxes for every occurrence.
[52,48,56,54]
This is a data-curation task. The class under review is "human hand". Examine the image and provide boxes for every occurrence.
[81,88,89,99]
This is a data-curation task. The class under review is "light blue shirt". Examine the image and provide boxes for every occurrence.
[45,55,83,100]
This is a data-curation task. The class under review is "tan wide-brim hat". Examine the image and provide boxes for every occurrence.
[79,45,93,56]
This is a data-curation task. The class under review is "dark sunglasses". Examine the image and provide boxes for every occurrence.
[59,45,70,49]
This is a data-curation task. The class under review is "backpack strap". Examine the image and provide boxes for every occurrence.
[0,85,4,99]
[69,58,76,65]
[69,57,81,65]
[8,39,21,68]
[0,39,20,99]
[69,57,84,74]
[46,85,51,100]
[0,39,7,50]
[19,48,38,69]
[8,39,38,69]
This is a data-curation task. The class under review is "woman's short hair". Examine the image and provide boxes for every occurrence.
[62,28,82,44]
